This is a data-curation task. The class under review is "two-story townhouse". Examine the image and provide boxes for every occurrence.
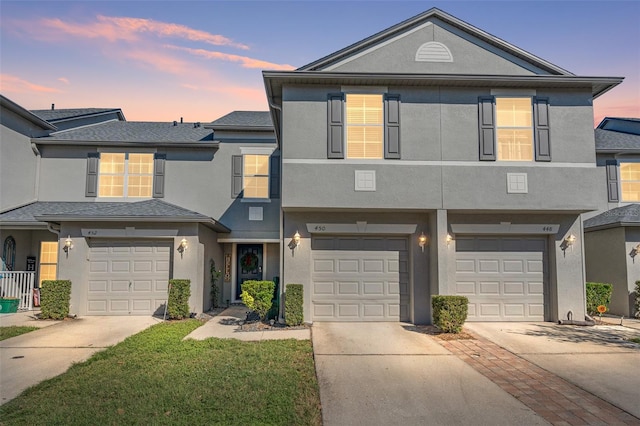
[264,8,622,324]
[584,117,640,317]
[0,100,281,316]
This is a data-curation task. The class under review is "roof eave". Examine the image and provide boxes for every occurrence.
[1,95,57,131]
[584,221,639,232]
[32,140,220,148]
[46,109,126,123]
[0,221,49,229]
[205,124,274,132]
[33,215,231,233]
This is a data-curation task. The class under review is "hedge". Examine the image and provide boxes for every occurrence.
[635,281,640,319]
[167,279,191,320]
[285,284,303,326]
[432,295,468,333]
[40,280,72,320]
[241,280,275,320]
[585,282,613,316]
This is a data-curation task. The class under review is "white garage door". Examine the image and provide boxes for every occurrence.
[455,236,547,321]
[311,236,409,322]
[87,240,171,315]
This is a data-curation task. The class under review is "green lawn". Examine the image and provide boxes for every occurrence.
[0,326,38,341]
[630,337,640,345]
[0,320,322,425]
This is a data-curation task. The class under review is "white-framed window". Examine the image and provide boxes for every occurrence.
[243,154,269,199]
[346,93,384,159]
[39,241,58,287]
[620,162,640,202]
[496,97,534,161]
[99,153,154,197]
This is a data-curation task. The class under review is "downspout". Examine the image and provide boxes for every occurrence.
[267,96,285,322]
[46,222,61,236]
[31,142,41,200]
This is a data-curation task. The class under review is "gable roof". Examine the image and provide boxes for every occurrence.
[584,204,640,231]
[208,111,273,130]
[34,121,217,147]
[1,95,57,131]
[297,7,573,75]
[0,200,229,232]
[31,108,125,123]
[595,117,640,153]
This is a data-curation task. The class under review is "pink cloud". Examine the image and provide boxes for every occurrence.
[58,77,70,85]
[30,15,248,49]
[0,74,62,94]
[166,45,295,70]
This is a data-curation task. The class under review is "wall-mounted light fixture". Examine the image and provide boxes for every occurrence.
[561,234,577,252]
[63,235,73,257]
[288,231,301,251]
[446,233,453,246]
[418,232,428,252]
[630,244,640,261]
[177,238,188,258]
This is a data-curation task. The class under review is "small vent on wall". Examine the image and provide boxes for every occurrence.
[415,42,453,62]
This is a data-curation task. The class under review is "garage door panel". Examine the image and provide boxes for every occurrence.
[455,236,547,322]
[311,237,408,322]
[87,240,171,316]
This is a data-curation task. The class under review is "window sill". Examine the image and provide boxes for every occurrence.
[241,198,271,203]
[94,197,153,202]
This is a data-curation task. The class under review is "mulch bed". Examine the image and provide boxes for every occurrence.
[237,321,310,332]
[406,324,475,340]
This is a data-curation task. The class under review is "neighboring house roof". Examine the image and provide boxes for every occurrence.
[31,108,125,123]
[208,111,273,130]
[34,121,217,147]
[0,200,229,232]
[298,7,574,75]
[594,117,640,153]
[1,94,57,131]
[584,204,640,231]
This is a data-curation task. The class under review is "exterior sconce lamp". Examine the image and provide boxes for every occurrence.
[177,238,188,258]
[418,232,428,252]
[446,233,453,246]
[561,234,576,252]
[630,244,640,261]
[63,236,73,257]
[288,231,301,251]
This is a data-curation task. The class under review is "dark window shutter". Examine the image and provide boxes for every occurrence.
[534,97,551,162]
[327,93,345,159]
[384,94,401,159]
[478,96,496,161]
[85,152,100,197]
[269,152,280,199]
[152,153,166,198]
[606,160,620,202]
[232,155,243,198]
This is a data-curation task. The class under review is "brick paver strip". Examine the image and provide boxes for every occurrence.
[438,334,640,426]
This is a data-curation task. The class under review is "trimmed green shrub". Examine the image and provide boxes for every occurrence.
[40,280,71,320]
[167,279,191,320]
[586,282,613,316]
[432,295,468,333]
[634,281,640,319]
[285,284,303,326]
[241,280,275,320]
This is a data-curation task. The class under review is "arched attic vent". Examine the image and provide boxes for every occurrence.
[415,42,453,62]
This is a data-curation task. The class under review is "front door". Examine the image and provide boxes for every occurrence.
[236,244,263,299]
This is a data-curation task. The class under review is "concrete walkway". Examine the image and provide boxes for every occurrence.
[185,305,310,341]
[312,322,548,426]
[0,314,159,405]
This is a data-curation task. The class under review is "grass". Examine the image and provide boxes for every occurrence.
[0,320,322,425]
[629,337,640,344]
[0,326,38,341]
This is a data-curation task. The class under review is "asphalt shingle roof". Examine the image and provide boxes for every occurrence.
[1,200,210,223]
[595,129,640,151]
[584,204,640,230]
[31,108,122,122]
[38,121,214,143]
[209,111,273,128]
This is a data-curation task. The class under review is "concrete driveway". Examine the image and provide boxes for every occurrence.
[0,315,160,405]
[465,322,640,419]
[312,322,547,426]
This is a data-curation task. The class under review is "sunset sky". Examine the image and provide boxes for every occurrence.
[1,1,638,125]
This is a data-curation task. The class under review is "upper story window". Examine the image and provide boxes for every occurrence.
[496,97,533,161]
[620,162,640,202]
[346,94,384,159]
[99,153,154,198]
[243,154,269,199]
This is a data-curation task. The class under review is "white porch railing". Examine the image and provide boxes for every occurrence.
[0,271,35,310]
